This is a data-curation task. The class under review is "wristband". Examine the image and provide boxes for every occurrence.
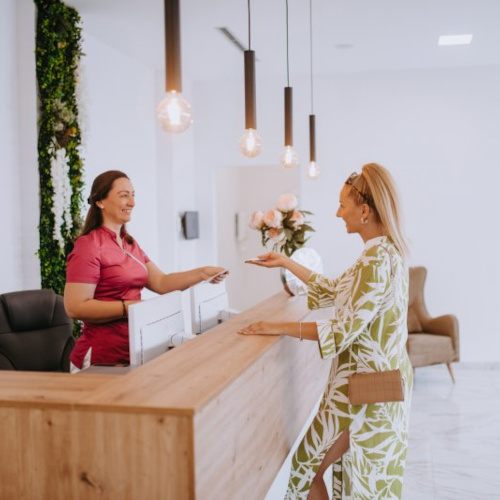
[121,299,127,318]
[299,322,303,342]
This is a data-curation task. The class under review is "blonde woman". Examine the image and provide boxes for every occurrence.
[241,163,413,499]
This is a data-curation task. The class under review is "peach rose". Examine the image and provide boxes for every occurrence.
[266,227,285,243]
[263,209,283,229]
[277,193,298,212]
[249,211,264,230]
[289,210,304,229]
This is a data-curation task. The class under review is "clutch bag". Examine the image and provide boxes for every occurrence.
[348,369,404,405]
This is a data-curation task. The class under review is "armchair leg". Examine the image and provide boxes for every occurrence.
[446,363,456,383]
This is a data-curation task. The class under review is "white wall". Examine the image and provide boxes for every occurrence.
[216,166,299,310]
[3,1,499,361]
[16,0,39,290]
[160,77,199,273]
[0,0,30,293]
[80,33,160,263]
[193,75,291,265]
[0,5,199,294]
[193,67,500,362]
[301,67,500,363]
[80,33,200,275]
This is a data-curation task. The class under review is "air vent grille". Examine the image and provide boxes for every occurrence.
[216,27,246,52]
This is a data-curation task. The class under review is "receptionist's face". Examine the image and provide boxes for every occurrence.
[99,177,135,226]
[336,185,363,234]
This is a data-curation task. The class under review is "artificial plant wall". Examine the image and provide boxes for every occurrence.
[35,0,84,295]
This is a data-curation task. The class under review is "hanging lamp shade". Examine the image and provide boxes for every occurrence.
[308,114,319,178]
[281,87,298,167]
[307,0,319,178]
[157,0,192,133]
[244,50,256,130]
[309,114,316,162]
[280,0,298,168]
[284,86,293,146]
[240,0,262,157]
[165,0,181,92]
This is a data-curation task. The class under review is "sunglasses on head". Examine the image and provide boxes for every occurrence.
[345,172,374,207]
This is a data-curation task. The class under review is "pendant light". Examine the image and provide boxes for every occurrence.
[280,0,299,168]
[307,0,319,179]
[157,0,192,133]
[240,0,262,157]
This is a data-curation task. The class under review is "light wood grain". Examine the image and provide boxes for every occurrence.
[0,371,114,408]
[194,336,330,499]
[0,408,193,500]
[79,293,313,413]
[0,292,331,499]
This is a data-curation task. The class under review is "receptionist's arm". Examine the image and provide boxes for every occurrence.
[64,283,139,323]
[145,261,227,294]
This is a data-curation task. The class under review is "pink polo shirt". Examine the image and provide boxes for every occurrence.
[66,226,150,368]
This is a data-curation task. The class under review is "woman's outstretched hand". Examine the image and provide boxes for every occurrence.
[200,266,229,284]
[238,321,283,336]
[245,251,287,268]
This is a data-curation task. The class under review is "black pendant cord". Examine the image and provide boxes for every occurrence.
[286,0,290,86]
[309,0,314,114]
[247,0,251,49]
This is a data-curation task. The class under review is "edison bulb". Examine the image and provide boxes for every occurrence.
[280,145,299,168]
[157,90,192,133]
[240,128,262,157]
[308,161,320,179]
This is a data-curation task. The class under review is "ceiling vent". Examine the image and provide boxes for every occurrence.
[216,27,246,52]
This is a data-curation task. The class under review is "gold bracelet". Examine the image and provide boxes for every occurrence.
[299,322,303,342]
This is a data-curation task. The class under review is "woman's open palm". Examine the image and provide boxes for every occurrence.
[246,252,285,268]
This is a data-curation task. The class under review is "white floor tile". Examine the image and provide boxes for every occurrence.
[404,364,500,499]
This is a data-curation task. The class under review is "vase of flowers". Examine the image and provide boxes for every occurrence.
[249,194,314,295]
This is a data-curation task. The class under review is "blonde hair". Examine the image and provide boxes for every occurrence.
[348,163,409,259]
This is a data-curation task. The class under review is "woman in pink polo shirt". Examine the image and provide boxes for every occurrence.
[64,170,227,370]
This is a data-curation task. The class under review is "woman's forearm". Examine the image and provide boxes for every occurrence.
[282,259,314,285]
[67,299,127,323]
[157,268,204,293]
[280,322,319,341]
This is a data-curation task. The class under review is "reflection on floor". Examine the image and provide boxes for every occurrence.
[405,363,500,500]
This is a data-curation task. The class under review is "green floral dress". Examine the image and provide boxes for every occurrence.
[285,236,413,499]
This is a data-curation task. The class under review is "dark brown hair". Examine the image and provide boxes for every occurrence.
[80,170,134,243]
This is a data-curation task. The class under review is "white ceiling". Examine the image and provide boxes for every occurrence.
[67,0,500,81]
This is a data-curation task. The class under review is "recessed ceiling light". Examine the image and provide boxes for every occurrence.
[335,43,354,50]
[438,34,473,46]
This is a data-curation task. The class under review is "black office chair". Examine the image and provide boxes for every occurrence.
[0,289,74,371]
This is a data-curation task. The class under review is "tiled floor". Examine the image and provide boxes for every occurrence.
[267,363,500,499]
[404,363,500,499]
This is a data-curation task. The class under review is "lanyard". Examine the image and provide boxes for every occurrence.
[123,249,148,272]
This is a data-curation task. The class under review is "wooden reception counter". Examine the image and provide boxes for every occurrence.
[0,292,330,500]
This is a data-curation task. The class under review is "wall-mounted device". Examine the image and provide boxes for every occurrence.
[234,211,248,242]
[181,211,199,240]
